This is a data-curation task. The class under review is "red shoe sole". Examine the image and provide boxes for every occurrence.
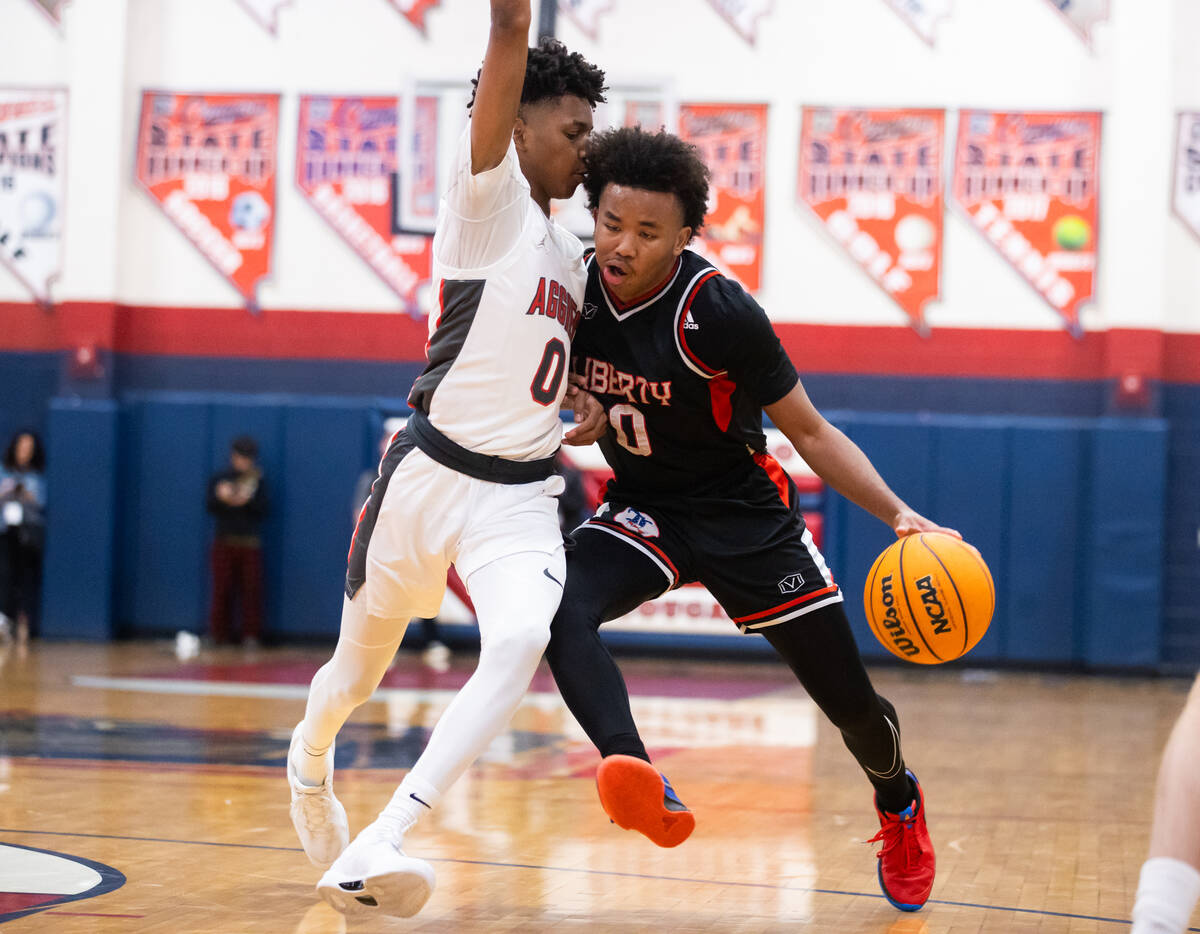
[595,755,695,848]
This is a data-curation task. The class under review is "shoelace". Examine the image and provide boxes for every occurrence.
[867,810,922,870]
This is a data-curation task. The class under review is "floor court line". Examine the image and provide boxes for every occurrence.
[0,827,1165,928]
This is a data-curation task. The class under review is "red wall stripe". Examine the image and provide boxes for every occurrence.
[3,300,1200,384]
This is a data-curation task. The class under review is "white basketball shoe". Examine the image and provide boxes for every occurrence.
[316,820,436,918]
[287,723,349,869]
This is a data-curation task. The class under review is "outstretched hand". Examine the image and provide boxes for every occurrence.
[562,381,607,446]
[892,509,961,540]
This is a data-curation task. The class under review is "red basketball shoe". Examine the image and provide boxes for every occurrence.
[595,754,695,848]
[868,770,935,911]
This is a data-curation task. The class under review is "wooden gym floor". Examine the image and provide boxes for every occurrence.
[0,639,1194,933]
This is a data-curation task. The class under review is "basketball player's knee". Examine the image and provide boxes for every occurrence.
[551,585,601,636]
[322,670,379,710]
[833,693,890,738]
[482,619,551,669]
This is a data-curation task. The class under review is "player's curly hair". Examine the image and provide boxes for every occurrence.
[468,37,607,111]
[583,127,710,240]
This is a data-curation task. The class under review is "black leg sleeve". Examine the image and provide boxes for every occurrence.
[759,601,915,813]
[547,529,668,761]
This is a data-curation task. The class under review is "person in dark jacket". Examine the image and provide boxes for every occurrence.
[0,430,46,644]
[206,435,268,645]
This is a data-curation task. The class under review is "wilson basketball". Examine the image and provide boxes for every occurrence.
[863,532,994,665]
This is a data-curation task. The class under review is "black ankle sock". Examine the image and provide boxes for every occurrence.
[875,773,917,815]
[600,732,651,763]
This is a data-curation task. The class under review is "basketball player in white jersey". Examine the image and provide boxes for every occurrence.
[284,2,608,918]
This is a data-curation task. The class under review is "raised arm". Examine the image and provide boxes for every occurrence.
[471,0,531,175]
[764,380,960,539]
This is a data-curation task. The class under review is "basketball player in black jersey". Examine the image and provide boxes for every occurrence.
[546,127,960,912]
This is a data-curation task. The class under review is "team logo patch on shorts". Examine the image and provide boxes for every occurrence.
[613,507,660,538]
[778,571,805,593]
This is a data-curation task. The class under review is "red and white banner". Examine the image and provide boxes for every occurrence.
[384,0,440,33]
[882,0,952,45]
[704,0,773,45]
[1043,0,1109,46]
[679,103,767,293]
[0,89,67,306]
[953,110,1100,333]
[798,107,944,332]
[297,95,432,316]
[236,0,292,34]
[135,92,279,310]
[26,0,69,27]
[1173,112,1200,246]
[558,0,614,39]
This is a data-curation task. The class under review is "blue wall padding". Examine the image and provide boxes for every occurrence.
[107,393,375,639]
[929,419,1010,663]
[40,399,119,640]
[274,401,371,636]
[115,396,212,637]
[823,413,1166,669]
[33,391,1171,668]
[1004,421,1086,663]
[1082,420,1168,667]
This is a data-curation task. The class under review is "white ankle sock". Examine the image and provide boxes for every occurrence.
[294,732,331,787]
[376,774,441,842]
[1132,857,1200,934]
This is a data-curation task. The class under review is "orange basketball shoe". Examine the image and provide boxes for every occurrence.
[868,770,935,911]
[595,754,695,848]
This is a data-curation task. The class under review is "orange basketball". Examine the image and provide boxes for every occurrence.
[863,532,994,665]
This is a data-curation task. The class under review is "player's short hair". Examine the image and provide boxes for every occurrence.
[469,37,607,111]
[583,127,710,240]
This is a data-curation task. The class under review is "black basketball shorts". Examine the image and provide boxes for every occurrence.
[576,464,843,633]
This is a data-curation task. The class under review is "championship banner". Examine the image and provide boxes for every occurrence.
[558,0,614,39]
[297,95,432,316]
[882,0,953,45]
[1043,0,1109,46]
[1173,112,1200,246]
[27,0,69,27]
[798,107,944,332]
[135,92,279,311]
[384,0,440,34]
[953,110,1101,333]
[236,0,292,34]
[704,0,773,45]
[679,103,767,293]
[0,89,67,306]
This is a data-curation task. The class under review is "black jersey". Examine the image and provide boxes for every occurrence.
[572,250,799,501]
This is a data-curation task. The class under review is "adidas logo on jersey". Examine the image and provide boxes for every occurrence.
[683,312,699,330]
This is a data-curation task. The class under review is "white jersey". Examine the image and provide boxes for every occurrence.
[409,124,586,462]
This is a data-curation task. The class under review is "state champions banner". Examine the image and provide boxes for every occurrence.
[881,0,953,45]
[704,0,773,45]
[953,110,1100,334]
[135,92,278,310]
[558,0,615,39]
[296,95,431,316]
[385,0,440,33]
[1043,0,1109,47]
[679,103,767,293]
[798,107,944,332]
[0,88,67,306]
[1172,112,1200,246]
